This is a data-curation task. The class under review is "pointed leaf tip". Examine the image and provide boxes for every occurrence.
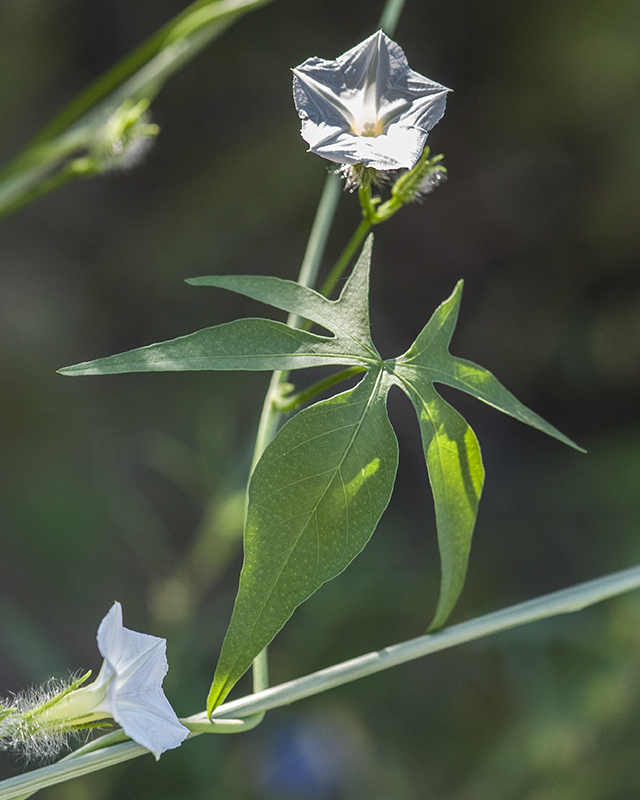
[207,369,398,707]
[389,278,582,629]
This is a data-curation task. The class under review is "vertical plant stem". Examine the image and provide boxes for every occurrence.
[249,170,344,474]
[241,0,408,722]
[378,0,407,35]
[318,217,372,299]
[247,171,343,692]
[290,172,343,323]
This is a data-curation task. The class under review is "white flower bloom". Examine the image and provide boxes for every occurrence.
[293,31,450,171]
[90,602,189,758]
[36,602,189,759]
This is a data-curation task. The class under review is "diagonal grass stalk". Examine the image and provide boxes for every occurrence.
[3,563,640,800]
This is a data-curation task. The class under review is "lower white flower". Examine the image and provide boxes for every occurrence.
[32,602,188,759]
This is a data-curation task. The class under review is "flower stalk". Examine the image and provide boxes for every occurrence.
[316,148,446,301]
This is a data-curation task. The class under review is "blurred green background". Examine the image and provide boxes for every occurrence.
[1,0,640,797]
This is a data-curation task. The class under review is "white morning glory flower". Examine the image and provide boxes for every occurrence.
[88,601,189,758]
[16,602,190,760]
[293,30,450,171]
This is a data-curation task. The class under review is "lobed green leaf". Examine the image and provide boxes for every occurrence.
[58,319,370,376]
[59,236,582,707]
[207,368,398,711]
[188,235,377,350]
[396,281,584,452]
[393,375,484,631]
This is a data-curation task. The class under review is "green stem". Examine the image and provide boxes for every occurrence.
[274,367,366,413]
[0,131,91,220]
[0,0,275,219]
[246,172,343,706]
[289,172,343,328]
[358,181,379,221]
[33,0,273,145]
[208,562,640,717]
[378,0,407,34]
[316,172,423,302]
[318,217,373,300]
[249,172,344,475]
[4,563,640,800]
[251,650,269,695]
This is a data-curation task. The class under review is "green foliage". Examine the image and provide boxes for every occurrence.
[61,239,380,377]
[60,235,582,712]
[207,368,399,710]
[389,282,584,630]
[400,379,484,632]
[0,0,275,218]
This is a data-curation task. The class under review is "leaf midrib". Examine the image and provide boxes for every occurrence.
[389,369,454,531]
[236,368,385,662]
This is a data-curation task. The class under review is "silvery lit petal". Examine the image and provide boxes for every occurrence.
[94,602,189,759]
[293,30,450,171]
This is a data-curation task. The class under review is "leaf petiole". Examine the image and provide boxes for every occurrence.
[273,366,367,412]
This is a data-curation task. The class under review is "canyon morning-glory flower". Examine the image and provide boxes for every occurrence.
[293,30,450,172]
[1,602,188,760]
[85,601,189,758]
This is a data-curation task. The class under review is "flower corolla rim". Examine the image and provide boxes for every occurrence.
[92,602,189,759]
[293,30,450,171]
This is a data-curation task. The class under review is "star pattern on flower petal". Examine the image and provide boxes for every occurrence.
[293,30,450,171]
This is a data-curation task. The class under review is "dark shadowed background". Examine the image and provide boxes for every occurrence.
[1,0,640,797]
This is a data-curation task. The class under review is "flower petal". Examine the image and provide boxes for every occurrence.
[107,685,189,760]
[310,125,427,171]
[293,31,450,171]
[97,604,168,685]
[96,602,188,759]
